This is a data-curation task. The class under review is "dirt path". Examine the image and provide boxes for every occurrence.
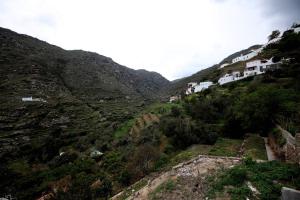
[112,155,241,200]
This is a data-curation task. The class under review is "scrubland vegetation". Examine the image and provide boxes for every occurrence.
[1,25,300,199]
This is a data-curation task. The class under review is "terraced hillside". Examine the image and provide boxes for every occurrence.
[130,113,160,137]
[0,27,170,199]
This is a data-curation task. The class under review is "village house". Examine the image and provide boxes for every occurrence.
[169,95,181,103]
[244,58,280,77]
[218,71,242,85]
[218,58,280,85]
[185,81,214,95]
[22,96,47,103]
[185,82,197,95]
[194,81,214,92]
[291,27,300,34]
[219,63,230,69]
[232,48,263,64]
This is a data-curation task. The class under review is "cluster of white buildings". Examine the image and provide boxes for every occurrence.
[219,48,263,69]
[169,81,214,102]
[169,26,299,101]
[219,26,300,69]
[218,58,280,85]
[176,57,280,100]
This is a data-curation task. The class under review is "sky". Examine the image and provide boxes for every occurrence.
[0,0,299,80]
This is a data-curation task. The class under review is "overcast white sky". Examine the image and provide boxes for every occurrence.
[0,0,299,80]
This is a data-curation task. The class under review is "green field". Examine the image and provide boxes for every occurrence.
[243,135,267,160]
[209,138,243,157]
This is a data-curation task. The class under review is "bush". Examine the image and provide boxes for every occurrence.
[272,128,286,147]
[170,106,181,117]
[118,170,131,186]
[160,116,218,148]
[225,167,247,186]
[154,153,169,170]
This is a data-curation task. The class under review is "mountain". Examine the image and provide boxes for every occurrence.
[0,27,170,102]
[0,27,169,161]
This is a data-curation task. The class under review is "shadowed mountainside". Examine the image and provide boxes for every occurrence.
[0,27,169,162]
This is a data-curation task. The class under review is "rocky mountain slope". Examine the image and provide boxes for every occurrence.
[0,27,169,162]
[0,27,170,102]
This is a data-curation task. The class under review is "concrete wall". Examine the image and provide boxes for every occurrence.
[281,187,300,200]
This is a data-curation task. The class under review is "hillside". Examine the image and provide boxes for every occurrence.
[1,25,300,200]
[0,27,171,198]
[112,27,300,200]
[165,45,262,95]
[0,27,170,102]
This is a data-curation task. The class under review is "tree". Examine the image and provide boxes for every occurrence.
[268,30,280,41]
[128,144,160,177]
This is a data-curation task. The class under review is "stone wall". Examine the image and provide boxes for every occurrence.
[268,125,300,164]
[296,133,300,165]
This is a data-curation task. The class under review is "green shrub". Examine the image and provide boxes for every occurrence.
[118,170,131,186]
[154,153,169,170]
[207,160,300,200]
[272,128,286,147]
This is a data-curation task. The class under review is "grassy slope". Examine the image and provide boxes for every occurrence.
[209,138,243,157]
[243,135,267,160]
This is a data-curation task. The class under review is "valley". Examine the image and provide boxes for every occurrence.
[1,24,300,200]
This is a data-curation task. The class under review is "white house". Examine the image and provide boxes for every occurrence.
[292,27,300,33]
[169,95,181,103]
[218,58,280,85]
[185,82,197,95]
[21,96,47,103]
[218,71,242,85]
[22,97,33,101]
[244,58,280,77]
[219,63,230,69]
[185,81,214,95]
[232,48,263,64]
[194,81,214,92]
[90,150,103,158]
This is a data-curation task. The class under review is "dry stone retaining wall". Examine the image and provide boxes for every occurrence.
[269,125,300,164]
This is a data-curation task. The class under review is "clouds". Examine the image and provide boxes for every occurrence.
[0,0,299,80]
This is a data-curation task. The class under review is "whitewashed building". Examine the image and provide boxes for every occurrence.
[185,82,197,95]
[218,58,281,86]
[169,95,181,103]
[218,71,242,85]
[22,96,47,103]
[232,48,263,64]
[194,81,214,92]
[219,63,230,69]
[292,27,300,33]
[22,97,33,101]
[185,81,214,95]
[244,58,280,77]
